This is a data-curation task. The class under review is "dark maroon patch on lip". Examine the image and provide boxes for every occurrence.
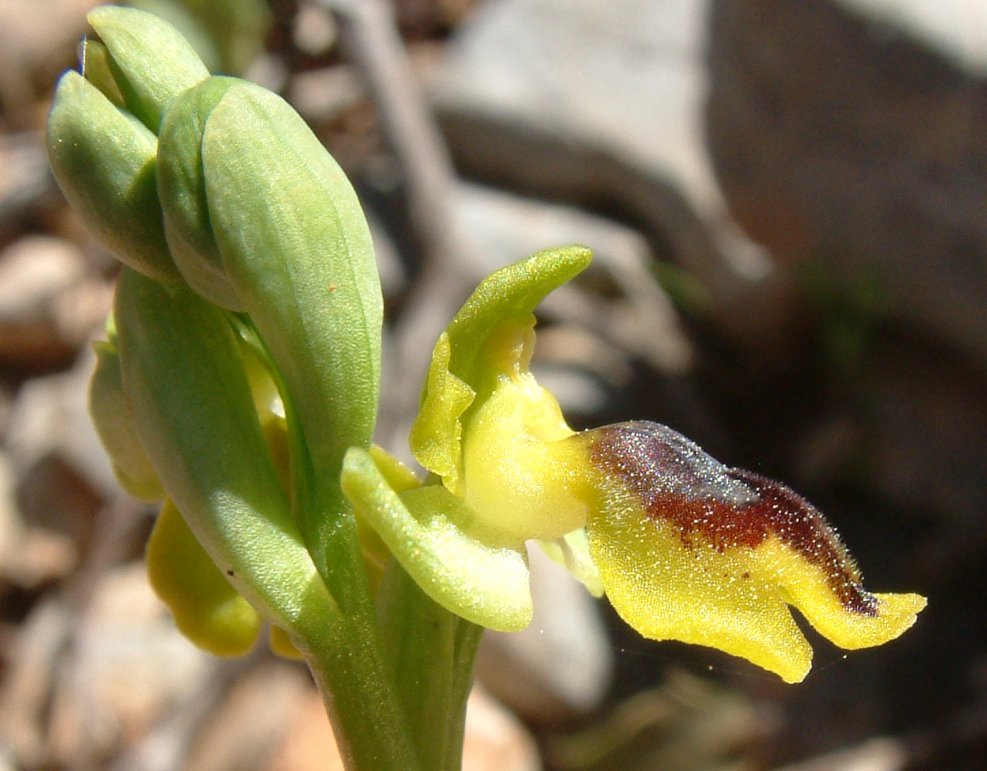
[588,421,878,616]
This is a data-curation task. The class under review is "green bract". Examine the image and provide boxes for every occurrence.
[156,72,383,586]
[114,267,335,644]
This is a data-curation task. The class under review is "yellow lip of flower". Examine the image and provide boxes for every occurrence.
[578,421,927,683]
[345,245,926,682]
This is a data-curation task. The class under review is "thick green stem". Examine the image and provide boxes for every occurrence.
[300,486,421,770]
[377,562,483,769]
[256,348,420,770]
[299,610,421,770]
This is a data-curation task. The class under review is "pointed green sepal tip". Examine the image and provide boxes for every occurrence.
[341,447,533,631]
[87,5,209,132]
[147,499,261,657]
[444,245,592,397]
[47,71,179,282]
[79,39,124,107]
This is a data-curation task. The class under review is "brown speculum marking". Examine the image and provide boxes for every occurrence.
[588,421,878,616]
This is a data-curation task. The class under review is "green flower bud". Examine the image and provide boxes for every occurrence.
[89,319,164,502]
[87,6,209,132]
[47,71,179,282]
[156,76,243,309]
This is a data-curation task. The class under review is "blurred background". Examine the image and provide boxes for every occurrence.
[1,0,985,768]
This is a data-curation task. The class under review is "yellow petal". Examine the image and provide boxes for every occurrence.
[147,498,261,657]
[591,506,812,682]
[462,369,589,541]
[410,332,475,494]
[583,421,926,683]
[268,625,305,660]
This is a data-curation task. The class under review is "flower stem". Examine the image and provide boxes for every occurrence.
[301,610,421,770]
[376,563,483,770]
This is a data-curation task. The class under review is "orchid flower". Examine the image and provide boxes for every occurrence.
[342,246,926,684]
[51,7,927,767]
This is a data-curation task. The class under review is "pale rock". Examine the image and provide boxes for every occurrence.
[5,345,121,502]
[0,453,19,571]
[431,0,789,353]
[0,0,99,111]
[707,0,987,369]
[774,735,907,771]
[65,562,212,758]
[836,0,987,76]
[476,546,613,722]
[452,182,693,375]
[0,236,94,368]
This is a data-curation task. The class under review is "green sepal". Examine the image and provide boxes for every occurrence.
[47,71,179,282]
[88,6,209,132]
[341,447,533,632]
[88,320,163,502]
[114,267,336,640]
[80,39,124,107]
[409,247,591,486]
[355,446,420,590]
[147,498,261,656]
[157,76,243,309]
[443,246,591,398]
